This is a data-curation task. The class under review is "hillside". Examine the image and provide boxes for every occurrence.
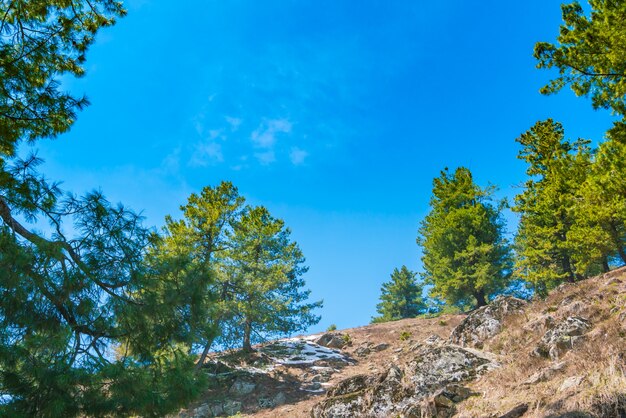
[178,267,626,418]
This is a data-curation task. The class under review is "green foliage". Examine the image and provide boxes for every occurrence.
[0,159,204,417]
[399,331,412,341]
[326,324,337,332]
[0,2,206,416]
[570,122,626,271]
[0,0,126,156]
[513,119,597,293]
[417,167,512,308]
[342,333,352,345]
[535,1,626,115]
[222,205,322,351]
[153,183,322,354]
[371,266,426,323]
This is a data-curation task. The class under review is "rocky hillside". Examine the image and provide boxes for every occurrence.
[178,267,626,417]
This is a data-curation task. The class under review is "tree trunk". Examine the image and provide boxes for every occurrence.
[195,334,216,370]
[602,256,610,273]
[609,221,626,264]
[562,255,577,283]
[474,291,487,308]
[242,319,253,352]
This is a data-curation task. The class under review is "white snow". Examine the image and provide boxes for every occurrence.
[260,337,350,366]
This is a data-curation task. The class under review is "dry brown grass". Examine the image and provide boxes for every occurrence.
[457,268,626,417]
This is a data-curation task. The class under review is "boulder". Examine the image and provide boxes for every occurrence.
[533,316,591,360]
[311,344,496,418]
[450,296,527,348]
[315,332,350,349]
[229,377,256,395]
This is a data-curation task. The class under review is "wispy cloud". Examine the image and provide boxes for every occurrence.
[290,147,308,165]
[225,116,242,131]
[251,118,292,149]
[254,150,276,165]
[189,141,224,166]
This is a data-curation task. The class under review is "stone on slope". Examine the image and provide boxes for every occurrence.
[532,316,591,360]
[311,344,497,418]
[450,295,527,348]
[315,332,350,349]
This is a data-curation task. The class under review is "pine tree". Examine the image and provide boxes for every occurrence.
[535,0,626,116]
[417,167,512,308]
[222,205,322,351]
[570,122,626,272]
[371,266,426,323]
[0,2,205,416]
[513,119,595,293]
[148,181,245,367]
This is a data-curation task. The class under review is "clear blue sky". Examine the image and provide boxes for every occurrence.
[32,0,614,332]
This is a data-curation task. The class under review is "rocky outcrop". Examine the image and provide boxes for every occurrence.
[450,296,527,348]
[311,344,496,418]
[533,316,591,360]
[315,332,351,349]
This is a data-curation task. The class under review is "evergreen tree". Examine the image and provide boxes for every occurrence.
[417,167,512,308]
[570,122,626,272]
[0,2,205,416]
[222,206,322,351]
[153,187,322,354]
[513,119,595,293]
[535,0,626,116]
[371,266,426,323]
[148,181,244,367]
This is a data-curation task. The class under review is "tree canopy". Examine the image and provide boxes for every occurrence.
[417,167,512,308]
[535,0,626,115]
[371,266,426,323]
[513,119,596,293]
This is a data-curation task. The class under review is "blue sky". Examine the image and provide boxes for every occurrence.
[33,0,615,332]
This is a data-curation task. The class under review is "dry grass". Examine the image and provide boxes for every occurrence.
[457,268,626,417]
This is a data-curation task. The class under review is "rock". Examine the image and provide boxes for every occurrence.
[559,375,584,392]
[258,397,275,408]
[229,378,256,395]
[355,344,372,357]
[315,332,350,349]
[450,296,527,348]
[222,400,242,416]
[273,391,287,405]
[424,334,445,345]
[521,361,567,386]
[533,316,591,360]
[371,343,390,352]
[408,345,496,393]
[312,344,497,418]
[499,403,529,418]
[524,315,554,333]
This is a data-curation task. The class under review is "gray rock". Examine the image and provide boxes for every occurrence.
[312,344,497,418]
[450,296,527,348]
[315,332,349,349]
[229,378,256,395]
[223,400,242,416]
[273,391,287,405]
[533,316,591,360]
[559,375,584,392]
[371,343,390,352]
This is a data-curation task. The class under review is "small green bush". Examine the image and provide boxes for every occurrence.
[326,324,337,332]
[399,331,412,341]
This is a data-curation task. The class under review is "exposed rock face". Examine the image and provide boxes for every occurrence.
[311,344,496,418]
[533,316,592,360]
[449,296,527,348]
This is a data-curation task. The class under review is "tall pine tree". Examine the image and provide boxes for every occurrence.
[417,167,512,308]
[513,119,594,293]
